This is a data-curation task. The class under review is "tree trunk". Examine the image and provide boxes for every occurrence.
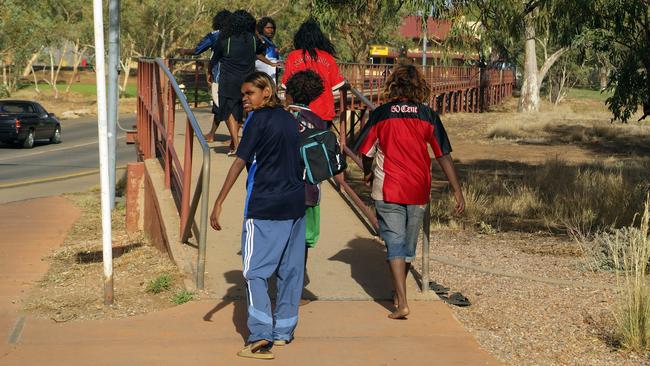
[53,43,68,99]
[518,12,540,112]
[48,49,57,98]
[599,65,608,91]
[2,61,6,89]
[66,40,86,93]
[120,57,132,97]
[31,64,40,94]
[21,51,41,78]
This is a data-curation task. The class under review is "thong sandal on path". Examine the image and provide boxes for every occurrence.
[237,340,274,360]
[441,292,471,307]
[428,281,450,295]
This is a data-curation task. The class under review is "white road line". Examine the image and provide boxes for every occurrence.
[0,135,127,162]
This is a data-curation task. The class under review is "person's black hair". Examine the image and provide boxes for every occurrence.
[212,10,231,31]
[256,17,276,36]
[285,70,325,105]
[293,19,336,59]
[221,9,256,39]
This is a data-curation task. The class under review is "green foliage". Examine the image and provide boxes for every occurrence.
[146,273,173,294]
[170,290,194,305]
[312,0,407,62]
[0,1,46,90]
[607,55,648,122]
[0,84,9,98]
[561,1,650,122]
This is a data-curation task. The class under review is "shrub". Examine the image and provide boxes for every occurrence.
[171,290,194,305]
[146,274,173,294]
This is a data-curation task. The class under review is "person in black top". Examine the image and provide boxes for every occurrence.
[210,72,305,359]
[213,10,265,155]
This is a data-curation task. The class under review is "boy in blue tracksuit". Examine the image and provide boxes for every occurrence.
[211,72,305,360]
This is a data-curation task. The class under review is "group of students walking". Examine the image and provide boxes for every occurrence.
[189,10,465,360]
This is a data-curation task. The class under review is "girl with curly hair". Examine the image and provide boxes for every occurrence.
[356,63,465,319]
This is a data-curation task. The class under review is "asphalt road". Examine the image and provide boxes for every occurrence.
[0,114,138,203]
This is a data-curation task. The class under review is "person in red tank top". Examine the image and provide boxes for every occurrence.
[281,19,345,126]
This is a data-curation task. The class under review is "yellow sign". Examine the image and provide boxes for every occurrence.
[369,45,389,56]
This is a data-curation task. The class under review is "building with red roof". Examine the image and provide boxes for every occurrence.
[369,15,478,65]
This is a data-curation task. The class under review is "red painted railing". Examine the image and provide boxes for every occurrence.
[337,63,513,114]
[137,58,514,291]
[136,58,211,289]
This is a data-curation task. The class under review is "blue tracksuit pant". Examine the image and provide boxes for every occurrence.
[241,216,306,343]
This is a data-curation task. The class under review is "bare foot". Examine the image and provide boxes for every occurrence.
[388,306,409,319]
[203,134,214,142]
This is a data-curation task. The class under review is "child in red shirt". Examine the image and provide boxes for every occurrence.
[357,63,465,319]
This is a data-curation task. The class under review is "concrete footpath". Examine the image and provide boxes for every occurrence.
[0,196,503,366]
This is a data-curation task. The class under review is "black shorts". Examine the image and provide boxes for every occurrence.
[216,95,243,123]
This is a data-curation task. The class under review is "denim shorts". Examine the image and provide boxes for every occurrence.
[375,200,426,262]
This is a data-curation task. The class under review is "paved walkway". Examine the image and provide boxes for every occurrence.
[0,109,503,365]
[177,109,429,301]
[0,196,502,365]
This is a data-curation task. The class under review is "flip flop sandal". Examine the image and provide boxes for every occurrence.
[273,338,292,346]
[428,281,450,295]
[237,340,274,360]
[441,292,471,307]
[227,150,237,157]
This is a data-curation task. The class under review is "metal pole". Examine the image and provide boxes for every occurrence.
[421,161,433,294]
[197,151,211,289]
[92,0,114,305]
[421,12,427,69]
[107,0,120,209]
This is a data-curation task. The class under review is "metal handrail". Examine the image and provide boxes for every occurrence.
[137,58,211,289]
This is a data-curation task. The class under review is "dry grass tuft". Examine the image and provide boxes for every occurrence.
[606,197,650,353]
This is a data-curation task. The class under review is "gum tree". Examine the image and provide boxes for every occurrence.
[311,0,407,62]
[410,0,596,112]
[594,0,650,122]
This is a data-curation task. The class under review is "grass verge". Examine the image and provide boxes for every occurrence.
[23,190,187,321]
[431,158,650,235]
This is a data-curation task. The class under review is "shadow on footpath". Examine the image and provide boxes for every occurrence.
[202,270,248,341]
[202,267,318,341]
[329,237,394,312]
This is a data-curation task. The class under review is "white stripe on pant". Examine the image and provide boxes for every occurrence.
[240,216,306,343]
